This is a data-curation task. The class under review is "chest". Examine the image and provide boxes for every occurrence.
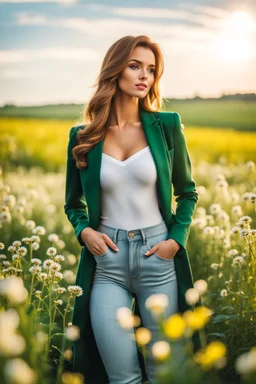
[102,122,149,162]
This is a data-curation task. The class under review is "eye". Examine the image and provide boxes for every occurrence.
[129,65,155,74]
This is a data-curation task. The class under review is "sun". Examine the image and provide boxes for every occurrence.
[213,11,255,63]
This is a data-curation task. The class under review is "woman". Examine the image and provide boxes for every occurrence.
[64,35,200,384]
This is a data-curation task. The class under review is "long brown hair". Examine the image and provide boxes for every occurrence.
[72,35,165,170]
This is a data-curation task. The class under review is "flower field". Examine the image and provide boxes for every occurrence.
[0,117,255,383]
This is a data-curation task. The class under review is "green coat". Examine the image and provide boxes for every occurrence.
[64,104,202,382]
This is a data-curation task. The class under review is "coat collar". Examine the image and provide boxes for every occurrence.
[80,104,172,230]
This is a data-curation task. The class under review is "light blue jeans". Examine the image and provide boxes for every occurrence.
[89,220,178,384]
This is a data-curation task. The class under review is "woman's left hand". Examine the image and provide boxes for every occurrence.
[144,239,181,260]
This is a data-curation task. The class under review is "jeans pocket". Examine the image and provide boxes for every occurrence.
[146,231,174,262]
[95,247,109,258]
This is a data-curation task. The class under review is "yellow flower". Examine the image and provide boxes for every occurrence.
[183,306,212,331]
[135,327,152,346]
[194,341,227,370]
[163,313,186,339]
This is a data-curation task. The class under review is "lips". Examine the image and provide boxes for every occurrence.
[135,83,147,89]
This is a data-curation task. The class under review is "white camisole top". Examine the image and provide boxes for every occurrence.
[99,146,164,229]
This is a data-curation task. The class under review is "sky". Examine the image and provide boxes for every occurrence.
[0,0,255,106]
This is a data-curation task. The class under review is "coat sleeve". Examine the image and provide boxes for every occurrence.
[64,126,90,247]
[167,112,198,250]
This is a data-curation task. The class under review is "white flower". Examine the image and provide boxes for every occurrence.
[116,307,134,329]
[203,226,215,236]
[31,258,42,265]
[0,276,28,305]
[66,254,77,265]
[2,260,11,267]
[43,259,54,269]
[232,256,246,265]
[38,272,48,281]
[235,348,256,374]
[54,287,66,294]
[31,242,40,251]
[67,285,83,297]
[151,341,171,360]
[17,246,27,256]
[220,289,228,297]
[32,226,46,235]
[185,288,200,305]
[4,358,37,384]
[194,279,208,295]
[245,161,255,172]
[54,299,63,306]
[238,216,252,225]
[12,253,21,261]
[3,194,16,207]
[0,211,12,223]
[209,203,222,215]
[230,226,240,235]
[231,205,243,216]
[0,309,26,357]
[48,234,59,243]
[30,235,40,243]
[63,270,76,284]
[29,265,42,274]
[54,254,65,263]
[217,211,230,222]
[216,180,228,189]
[211,263,220,270]
[46,247,57,257]
[21,237,32,244]
[145,293,169,316]
[50,262,61,272]
[0,254,7,260]
[52,271,63,281]
[12,241,21,248]
[25,220,36,230]
[0,242,5,250]
[65,325,80,341]
[227,249,239,258]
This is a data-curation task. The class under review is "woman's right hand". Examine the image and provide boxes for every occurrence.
[80,227,119,256]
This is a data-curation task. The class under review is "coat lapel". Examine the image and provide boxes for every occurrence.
[80,104,173,231]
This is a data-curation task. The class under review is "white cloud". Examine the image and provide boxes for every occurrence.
[0,48,99,63]
[0,0,76,3]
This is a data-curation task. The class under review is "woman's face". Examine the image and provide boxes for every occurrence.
[117,46,156,98]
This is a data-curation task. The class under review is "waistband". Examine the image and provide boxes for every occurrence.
[97,220,168,245]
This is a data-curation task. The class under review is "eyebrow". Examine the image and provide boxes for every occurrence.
[128,59,156,67]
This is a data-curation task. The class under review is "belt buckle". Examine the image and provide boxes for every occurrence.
[128,231,135,238]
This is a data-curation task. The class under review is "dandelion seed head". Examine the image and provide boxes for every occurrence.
[25,220,36,230]
[30,235,40,243]
[48,233,59,243]
[3,195,16,208]
[209,204,222,215]
[31,242,40,250]
[220,289,228,297]
[203,226,215,236]
[32,226,46,236]
[65,325,80,341]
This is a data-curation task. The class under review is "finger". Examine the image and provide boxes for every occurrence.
[103,235,119,251]
[144,246,156,256]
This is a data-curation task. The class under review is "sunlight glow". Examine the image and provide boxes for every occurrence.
[213,11,256,63]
